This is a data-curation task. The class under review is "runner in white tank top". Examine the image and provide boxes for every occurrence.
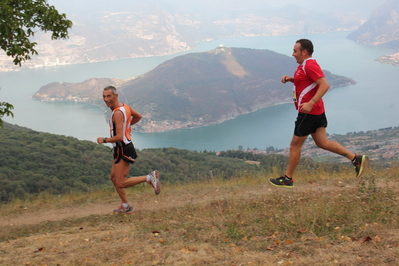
[97,86,161,213]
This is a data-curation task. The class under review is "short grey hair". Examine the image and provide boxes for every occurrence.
[103,85,117,94]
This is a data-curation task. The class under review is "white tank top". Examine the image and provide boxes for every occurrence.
[109,103,132,147]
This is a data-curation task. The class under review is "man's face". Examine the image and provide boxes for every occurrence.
[103,89,117,109]
[292,42,306,64]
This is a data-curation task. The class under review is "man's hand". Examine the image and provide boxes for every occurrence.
[299,101,315,113]
[281,75,294,83]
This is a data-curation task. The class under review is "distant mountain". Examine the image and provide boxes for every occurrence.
[0,0,375,71]
[347,0,399,49]
[33,47,356,132]
[32,78,122,102]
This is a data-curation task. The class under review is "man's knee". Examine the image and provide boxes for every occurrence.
[314,141,324,149]
[290,136,307,148]
[110,174,126,188]
[113,179,126,189]
[290,141,301,148]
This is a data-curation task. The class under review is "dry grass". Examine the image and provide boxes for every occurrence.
[1,165,399,266]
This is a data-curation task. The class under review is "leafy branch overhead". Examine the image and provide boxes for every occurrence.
[0,0,73,66]
[0,0,72,127]
[0,101,14,127]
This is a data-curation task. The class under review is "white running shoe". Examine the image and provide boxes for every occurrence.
[113,204,135,214]
[148,170,161,195]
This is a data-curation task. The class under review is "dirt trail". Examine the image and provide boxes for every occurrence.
[0,180,358,228]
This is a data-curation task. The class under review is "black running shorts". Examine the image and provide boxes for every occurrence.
[294,112,328,137]
[113,142,138,164]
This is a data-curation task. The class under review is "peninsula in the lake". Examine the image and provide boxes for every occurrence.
[32,47,356,133]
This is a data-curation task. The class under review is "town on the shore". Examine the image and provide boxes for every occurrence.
[242,126,399,163]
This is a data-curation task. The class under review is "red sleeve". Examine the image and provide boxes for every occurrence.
[305,60,324,82]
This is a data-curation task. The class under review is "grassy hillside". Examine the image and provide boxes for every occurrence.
[0,122,261,202]
[1,122,351,203]
[0,123,111,201]
[1,121,398,265]
[1,165,398,265]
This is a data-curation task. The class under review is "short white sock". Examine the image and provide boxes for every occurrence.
[122,203,129,208]
[146,174,151,183]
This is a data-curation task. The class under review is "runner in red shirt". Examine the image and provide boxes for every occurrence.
[269,39,367,188]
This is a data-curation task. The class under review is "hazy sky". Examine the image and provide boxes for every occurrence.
[266,0,382,9]
[49,0,385,19]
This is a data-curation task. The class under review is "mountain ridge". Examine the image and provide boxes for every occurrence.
[347,0,399,66]
[347,0,399,49]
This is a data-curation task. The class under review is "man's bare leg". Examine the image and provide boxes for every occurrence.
[286,135,308,178]
[111,160,132,203]
[311,127,354,160]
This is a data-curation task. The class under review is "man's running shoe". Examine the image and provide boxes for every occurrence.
[353,154,367,178]
[113,204,135,214]
[148,170,161,195]
[269,175,294,188]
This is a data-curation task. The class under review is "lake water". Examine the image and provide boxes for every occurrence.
[1,31,398,151]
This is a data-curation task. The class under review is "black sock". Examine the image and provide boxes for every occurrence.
[351,156,357,164]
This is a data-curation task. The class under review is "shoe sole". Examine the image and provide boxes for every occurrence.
[113,209,135,214]
[356,155,368,178]
[113,206,135,214]
[269,180,294,188]
[153,170,161,195]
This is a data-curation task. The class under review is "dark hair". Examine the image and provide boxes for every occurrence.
[296,39,314,55]
[104,85,117,94]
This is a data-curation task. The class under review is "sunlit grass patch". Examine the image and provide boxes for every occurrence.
[1,164,399,265]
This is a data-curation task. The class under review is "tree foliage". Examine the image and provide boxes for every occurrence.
[0,101,14,127]
[0,0,73,126]
[0,123,112,202]
[0,123,261,202]
[0,123,349,203]
[0,0,73,66]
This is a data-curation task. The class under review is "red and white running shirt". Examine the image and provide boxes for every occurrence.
[293,58,325,115]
